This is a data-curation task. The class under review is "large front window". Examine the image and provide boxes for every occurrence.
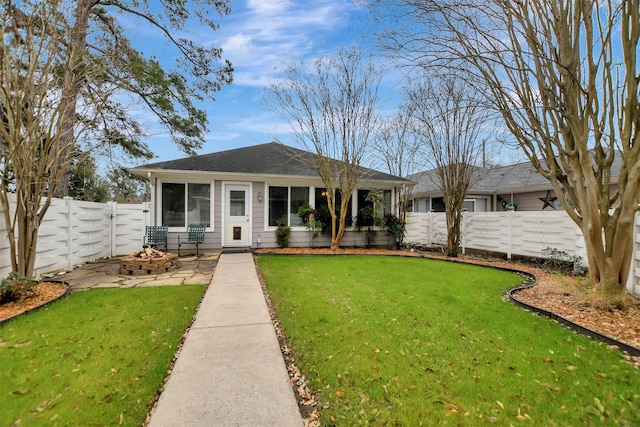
[268,186,309,227]
[356,189,392,226]
[315,188,353,228]
[162,182,211,228]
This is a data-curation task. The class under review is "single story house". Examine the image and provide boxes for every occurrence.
[407,155,623,212]
[128,142,410,250]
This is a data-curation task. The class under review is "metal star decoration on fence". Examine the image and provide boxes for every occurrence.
[539,190,557,210]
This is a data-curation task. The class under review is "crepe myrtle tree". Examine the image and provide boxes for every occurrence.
[267,47,383,250]
[408,75,491,256]
[373,0,640,294]
[0,0,105,277]
[372,99,422,221]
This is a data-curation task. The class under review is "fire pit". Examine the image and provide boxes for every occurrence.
[119,248,181,275]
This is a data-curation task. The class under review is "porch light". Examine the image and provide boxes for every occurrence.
[257,191,263,202]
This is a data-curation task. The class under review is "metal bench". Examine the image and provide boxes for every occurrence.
[143,226,168,252]
[178,224,207,256]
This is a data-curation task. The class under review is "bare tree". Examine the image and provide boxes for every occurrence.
[373,0,640,294]
[409,75,490,256]
[0,0,105,277]
[372,101,421,219]
[267,48,383,249]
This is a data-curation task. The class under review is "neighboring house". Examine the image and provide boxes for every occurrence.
[128,142,410,249]
[407,156,623,212]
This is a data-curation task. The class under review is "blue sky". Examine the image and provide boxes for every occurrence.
[125,0,391,166]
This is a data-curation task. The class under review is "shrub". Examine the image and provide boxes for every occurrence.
[384,214,406,248]
[539,246,584,273]
[356,206,382,248]
[305,219,323,245]
[275,218,291,248]
[0,272,38,304]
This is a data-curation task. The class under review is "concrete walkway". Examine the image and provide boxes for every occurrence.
[147,252,302,426]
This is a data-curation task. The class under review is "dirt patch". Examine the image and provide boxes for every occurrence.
[0,281,68,323]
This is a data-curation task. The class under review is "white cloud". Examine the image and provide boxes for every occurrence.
[216,0,361,87]
[222,33,255,59]
[246,0,293,15]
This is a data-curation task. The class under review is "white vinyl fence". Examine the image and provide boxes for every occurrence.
[1,196,639,295]
[0,194,149,278]
[405,211,640,295]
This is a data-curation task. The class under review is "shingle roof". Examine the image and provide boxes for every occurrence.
[408,154,623,195]
[131,142,408,183]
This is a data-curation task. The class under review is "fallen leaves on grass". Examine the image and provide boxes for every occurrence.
[256,247,640,425]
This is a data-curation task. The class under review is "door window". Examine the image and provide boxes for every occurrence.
[229,190,246,216]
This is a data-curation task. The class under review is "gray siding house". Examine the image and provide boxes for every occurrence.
[129,142,410,250]
[407,156,624,212]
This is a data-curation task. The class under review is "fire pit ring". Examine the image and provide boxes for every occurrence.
[119,248,181,275]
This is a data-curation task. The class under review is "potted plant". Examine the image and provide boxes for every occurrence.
[296,203,316,223]
[356,205,382,248]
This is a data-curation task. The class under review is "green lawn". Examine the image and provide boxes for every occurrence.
[0,285,205,426]
[258,255,639,426]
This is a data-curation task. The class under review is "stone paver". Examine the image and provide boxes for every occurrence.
[59,251,221,290]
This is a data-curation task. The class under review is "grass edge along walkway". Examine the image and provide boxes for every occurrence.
[0,285,206,426]
[258,255,639,426]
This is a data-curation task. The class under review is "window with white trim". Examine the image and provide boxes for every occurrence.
[161,182,211,228]
[268,186,310,227]
[356,189,392,225]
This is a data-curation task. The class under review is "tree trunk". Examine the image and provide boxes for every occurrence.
[52,0,92,198]
[332,197,350,250]
[330,214,339,250]
[581,201,636,294]
[583,229,632,295]
[445,207,461,257]
[13,193,40,278]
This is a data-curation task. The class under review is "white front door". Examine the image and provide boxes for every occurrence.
[224,184,250,246]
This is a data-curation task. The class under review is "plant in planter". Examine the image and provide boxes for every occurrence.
[296,203,316,223]
[274,218,291,248]
[384,213,406,250]
[356,191,385,248]
[297,203,323,246]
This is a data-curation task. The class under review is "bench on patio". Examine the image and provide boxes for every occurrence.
[143,225,168,252]
[178,224,207,256]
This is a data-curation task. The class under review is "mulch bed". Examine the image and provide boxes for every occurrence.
[0,282,68,323]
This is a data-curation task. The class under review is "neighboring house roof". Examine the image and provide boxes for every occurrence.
[130,142,409,184]
[408,154,623,196]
